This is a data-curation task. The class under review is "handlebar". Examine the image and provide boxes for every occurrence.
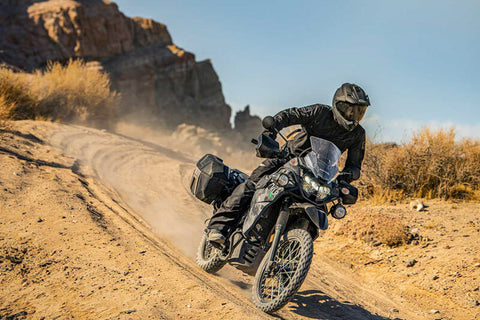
[252,116,296,159]
[261,116,288,143]
[253,133,291,159]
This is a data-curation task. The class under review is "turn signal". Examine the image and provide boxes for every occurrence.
[269,233,275,243]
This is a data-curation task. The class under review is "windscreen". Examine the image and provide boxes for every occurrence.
[303,137,342,182]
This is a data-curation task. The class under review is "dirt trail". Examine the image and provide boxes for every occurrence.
[49,125,205,257]
[4,121,478,320]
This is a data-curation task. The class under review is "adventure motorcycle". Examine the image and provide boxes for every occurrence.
[189,117,358,313]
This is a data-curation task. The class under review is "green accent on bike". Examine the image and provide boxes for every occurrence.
[269,192,275,200]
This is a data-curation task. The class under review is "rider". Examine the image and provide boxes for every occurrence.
[207,83,371,245]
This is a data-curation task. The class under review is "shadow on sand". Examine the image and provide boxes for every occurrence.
[273,289,403,320]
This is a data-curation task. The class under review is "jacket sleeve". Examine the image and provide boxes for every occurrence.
[343,128,366,182]
[272,104,322,130]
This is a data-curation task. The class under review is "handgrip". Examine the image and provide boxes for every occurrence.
[251,138,258,145]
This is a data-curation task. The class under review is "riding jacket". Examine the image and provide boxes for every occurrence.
[272,103,366,182]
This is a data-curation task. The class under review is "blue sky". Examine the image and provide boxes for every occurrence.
[114,0,480,142]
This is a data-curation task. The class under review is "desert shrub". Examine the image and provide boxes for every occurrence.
[360,128,480,200]
[0,60,117,128]
[0,68,37,121]
[32,60,117,127]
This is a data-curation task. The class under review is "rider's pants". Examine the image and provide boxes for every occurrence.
[208,158,286,234]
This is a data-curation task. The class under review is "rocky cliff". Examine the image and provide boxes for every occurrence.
[0,0,232,130]
[234,105,262,139]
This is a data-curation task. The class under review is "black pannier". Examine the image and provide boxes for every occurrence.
[190,154,229,204]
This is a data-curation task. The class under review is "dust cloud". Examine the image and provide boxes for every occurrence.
[47,121,259,257]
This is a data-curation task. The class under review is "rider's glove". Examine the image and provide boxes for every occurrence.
[339,171,357,184]
[338,168,360,183]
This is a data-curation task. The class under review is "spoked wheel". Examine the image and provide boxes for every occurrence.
[252,228,313,313]
[196,232,226,273]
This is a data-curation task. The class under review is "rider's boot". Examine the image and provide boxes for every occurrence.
[207,228,226,248]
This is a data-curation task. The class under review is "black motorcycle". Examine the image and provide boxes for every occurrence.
[189,117,358,313]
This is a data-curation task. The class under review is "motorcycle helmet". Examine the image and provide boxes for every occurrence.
[332,83,370,131]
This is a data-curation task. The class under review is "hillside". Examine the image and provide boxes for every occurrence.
[1,121,479,320]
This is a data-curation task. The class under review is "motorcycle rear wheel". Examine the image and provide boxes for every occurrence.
[252,228,313,313]
[196,233,226,273]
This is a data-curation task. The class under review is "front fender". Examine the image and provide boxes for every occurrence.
[290,203,328,230]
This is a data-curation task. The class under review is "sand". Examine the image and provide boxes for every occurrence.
[1,120,478,319]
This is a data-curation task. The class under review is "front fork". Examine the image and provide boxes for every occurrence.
[265,202,289,273]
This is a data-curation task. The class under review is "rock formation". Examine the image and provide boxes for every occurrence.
[233,105,262,139]
[0,0,232,130]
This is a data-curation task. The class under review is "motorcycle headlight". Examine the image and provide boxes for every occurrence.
[302,173,330,199]
[316,185,331,200]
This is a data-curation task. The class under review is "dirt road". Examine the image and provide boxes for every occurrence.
[2,121,478,319]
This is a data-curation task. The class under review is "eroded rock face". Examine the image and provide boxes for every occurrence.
[233,105,262,139]
[0,0,231,130]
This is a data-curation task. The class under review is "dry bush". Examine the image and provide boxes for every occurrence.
[32,60,117,127]
[0,60,117,128]
[333,209,408,247]
[0,95,11,130]
[360,128,480,201]
[0,68,37,121]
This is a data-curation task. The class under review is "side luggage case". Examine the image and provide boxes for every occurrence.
[190,154,229,204]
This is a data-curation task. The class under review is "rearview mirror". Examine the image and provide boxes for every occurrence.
[262,116,275,130]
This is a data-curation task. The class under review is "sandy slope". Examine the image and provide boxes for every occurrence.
[0,123,270,320]
[1,121,479,320]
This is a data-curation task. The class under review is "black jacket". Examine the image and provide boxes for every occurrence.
[273,104,366,181]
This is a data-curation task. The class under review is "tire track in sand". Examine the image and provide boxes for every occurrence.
[41,123,419,320]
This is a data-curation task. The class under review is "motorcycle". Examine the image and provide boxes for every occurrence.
[189,117,358,313]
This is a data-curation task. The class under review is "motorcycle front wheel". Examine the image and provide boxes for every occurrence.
[252,228,313,313]
[196,232,227,273]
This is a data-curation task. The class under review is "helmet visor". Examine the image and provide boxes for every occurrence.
[336,103,368,122]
